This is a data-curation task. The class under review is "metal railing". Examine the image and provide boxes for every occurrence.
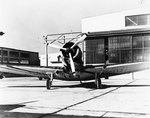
[43,32,82,66]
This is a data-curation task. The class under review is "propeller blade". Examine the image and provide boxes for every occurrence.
[71,34,87,49]
[48,44,66,51]
[69,53,75,73]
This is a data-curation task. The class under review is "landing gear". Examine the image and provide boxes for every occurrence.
[105,76,109,79]
[46,79,52,90]
[46,73,53,90]
[0,73,4,79]
[95,78,102,89]
[0,75,3,79]
[39,77,43,80]
[95,73,102,89]
[80,81,83,84]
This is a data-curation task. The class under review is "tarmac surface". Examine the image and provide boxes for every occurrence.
[0,70,150,118]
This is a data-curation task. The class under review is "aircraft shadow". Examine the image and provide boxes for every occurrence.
[0,104,42,118]
[0,102,148,118]
[0,104,25,111]
[0,104,145,118]
[0,103,135,118]
[0,107,126,118]
[8,81,150,90]
[8,82,98,89]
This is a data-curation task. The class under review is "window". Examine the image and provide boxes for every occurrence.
[144,35,150,48]
[120,50,132,63]
[108,36,132,64]
[20,52,29,58]
[85,34,150,64]
[2,50,8,56]
[133,35,143,49]
[109,50,120,63]
[133,49,143,62]
[9,58,19,64]
[3,58,8,63]
[144,48,150,61]
[85,38,104,64]
[10,51,19,57]
[125,14,150,26]
[20,59,29,64]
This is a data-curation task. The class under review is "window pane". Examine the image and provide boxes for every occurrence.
[3,58,8,63]
[133,49,143,62]
[133,36,143,49]
[125,16,138,26]
[144,48,150,61]
[125,14,150,27]
[20,59,29,64]
[2,50,8,56]
[109,50,120,63]
[9,51,19,57]
[9,58,19,64]
[85,38,104,64]
[138,15,147,25]
[108,36,132,64]
[20,52,29,58]
[120,50,132,63]
[144,35,150,48]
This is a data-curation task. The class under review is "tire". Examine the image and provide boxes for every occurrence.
[39,77,43,80]
[0,75,3,79]
[46,79,52,90]
[95,78,102,89]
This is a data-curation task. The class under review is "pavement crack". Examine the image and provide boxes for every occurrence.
[38,80,137,118]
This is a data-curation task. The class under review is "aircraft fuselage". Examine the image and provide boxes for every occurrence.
[54,70,95,81]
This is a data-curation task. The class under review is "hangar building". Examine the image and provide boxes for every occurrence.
[0,47,40,66]
[82,7,150,65]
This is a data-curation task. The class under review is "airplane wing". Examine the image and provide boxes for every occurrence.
[0,64,63,78]
[85,62,150,77]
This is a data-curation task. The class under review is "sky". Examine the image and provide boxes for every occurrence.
[0,0,148,55]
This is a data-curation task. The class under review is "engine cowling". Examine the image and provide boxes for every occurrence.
[61,42,83,64]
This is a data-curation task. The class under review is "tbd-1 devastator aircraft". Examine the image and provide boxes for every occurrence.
[0,33,150,89]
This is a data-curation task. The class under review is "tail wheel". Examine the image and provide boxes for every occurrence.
[46,79,52,90]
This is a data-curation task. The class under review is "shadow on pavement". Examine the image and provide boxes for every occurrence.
[8,81,150,90]
[0,107,125,118]
[0,104,25,111]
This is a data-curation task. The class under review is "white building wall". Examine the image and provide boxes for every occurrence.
[40,52,62,66]
[82,7,150,33]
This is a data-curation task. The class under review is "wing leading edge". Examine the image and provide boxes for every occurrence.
[0,65,61,78]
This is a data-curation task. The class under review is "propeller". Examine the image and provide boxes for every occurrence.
[70,34,87,49]
[48,33,87,73]
[69,53,75,73]
[68,34,86,73]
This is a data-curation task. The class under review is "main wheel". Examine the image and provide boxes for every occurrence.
[105,76,109,79]
[39,77,43,80]
[95,78,102,89]
[46,79,52,90]
[0,75,3,79]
